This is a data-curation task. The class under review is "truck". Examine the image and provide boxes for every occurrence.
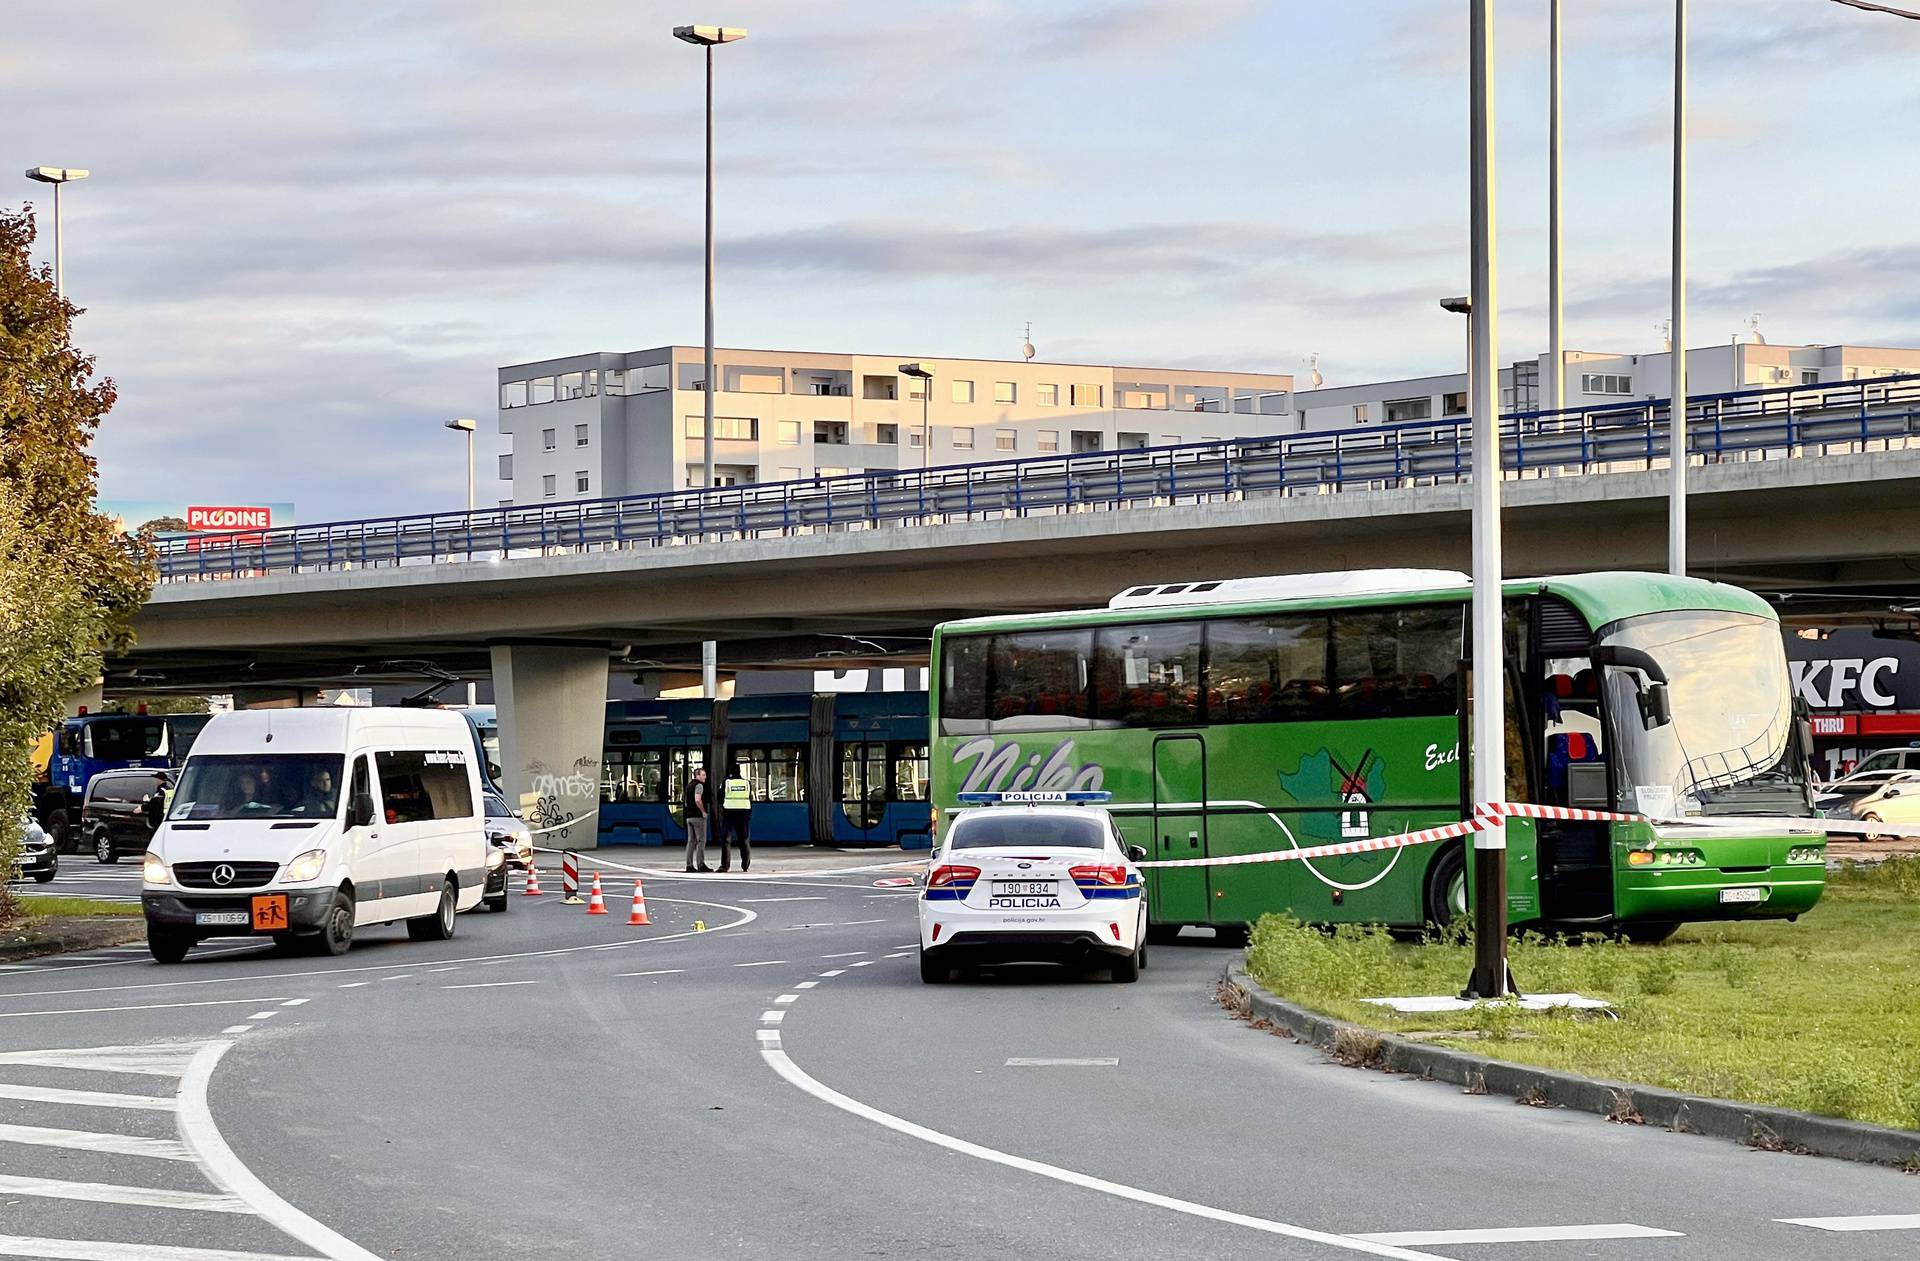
[32,710,212,853]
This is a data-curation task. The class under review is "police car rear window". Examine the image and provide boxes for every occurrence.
[948,814,1106,848]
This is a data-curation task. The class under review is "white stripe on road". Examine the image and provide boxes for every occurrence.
[1350,1225,1684,1246]
[0,1122,192,1161]
[337,982,369,989]
[221,1026,252,1034]
[615,969,685,978]
[760,1011,786,1024]
[734,960,787,968]
[280,998,308,1007]
[739,897,828,903]
[1005,1058,1120,1067]
[0,1174,248,1213]
[246,1012,277,1020]
[835,919,885,926]
[179,1041,383,1261]
[820,969,846,977]
[775,994,799,1004]
[442,981,538,990]
[821,952,866,959]
[795,981,818,989]
[757,1039,1446,1261]
[0,1043,201,1076]
[0,1237,314,1260]
[0,997,287,1021]
[0,1082,173,1111]
[1777,1215,1920,1232]
[848,960,874,967]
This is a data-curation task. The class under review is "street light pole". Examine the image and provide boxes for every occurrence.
[24,167,89,299]
[1466,0,1509,999]
[444,417,480,706]
[1547,0,1564,413]
[1669,0,1688,578]
[899,363,934,471]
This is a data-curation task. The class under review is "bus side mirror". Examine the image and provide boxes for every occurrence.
[1637,682,1673,729]
[347,793,376,829]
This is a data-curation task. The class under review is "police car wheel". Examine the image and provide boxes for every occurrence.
[918,950,949,984]
[1108,950,1141,984]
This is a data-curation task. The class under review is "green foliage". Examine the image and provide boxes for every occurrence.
[20,896,142,919]
[0,206,154,922]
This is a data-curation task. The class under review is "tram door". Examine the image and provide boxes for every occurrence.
[1151,734,1209,925]
[838,741,888,843]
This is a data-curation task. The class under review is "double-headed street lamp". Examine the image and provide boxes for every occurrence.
[24,166,89,298]
[898,363,934,470]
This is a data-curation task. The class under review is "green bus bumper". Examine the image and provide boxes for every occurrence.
[1614,864,1826,924]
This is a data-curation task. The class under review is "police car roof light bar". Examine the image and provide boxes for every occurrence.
[954,791,1112,805]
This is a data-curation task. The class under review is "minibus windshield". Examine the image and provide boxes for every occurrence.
[169,754,347,822]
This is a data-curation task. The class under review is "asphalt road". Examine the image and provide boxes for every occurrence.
[2,854,1917,1261]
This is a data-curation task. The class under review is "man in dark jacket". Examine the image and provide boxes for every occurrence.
[683,767,713,873]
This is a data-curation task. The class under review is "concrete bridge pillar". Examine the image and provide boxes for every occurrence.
[491,644,609,852]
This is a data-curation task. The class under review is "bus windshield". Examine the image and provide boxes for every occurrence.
[1600,610,1810,817]
[169,755,346,822]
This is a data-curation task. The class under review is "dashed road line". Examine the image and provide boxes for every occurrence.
[337,982,369,989]
[740,897,827,903]
[1006,1058,1120,1068]
[280,999,308,1007]
[760,1011,786,1024]
[884,952,913,959]
[246,1012,277,1021]
[821,952,866,959]
[0,1122,192,1161]
[795,981,819,989]
[0,1174,249,1213]
[1777,1215,1920,1233]
[835,919,885,926]
[442,980,537,990]
[0,1082,173,1111]
[615,969,684,978]
[734,960,788,968]
[0,997,288,1021]
[848,960,874,968]
[1349,1225,1683,1246]
[0,1236,318,1260]
[820,969,846,977]
[775,994,799,1004]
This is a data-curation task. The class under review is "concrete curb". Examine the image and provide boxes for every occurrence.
[0,917,146,963]
[1222,964,1920,1169]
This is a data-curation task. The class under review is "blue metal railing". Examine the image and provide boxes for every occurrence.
[154,371,1920,582]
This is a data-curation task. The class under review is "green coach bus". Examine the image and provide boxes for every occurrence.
[929,569,1826,943]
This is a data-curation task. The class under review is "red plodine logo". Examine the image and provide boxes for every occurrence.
[186,505,273,532]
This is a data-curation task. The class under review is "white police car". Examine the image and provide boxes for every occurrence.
[918,791,1149,984]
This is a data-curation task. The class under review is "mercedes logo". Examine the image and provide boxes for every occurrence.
[211,864,236,887]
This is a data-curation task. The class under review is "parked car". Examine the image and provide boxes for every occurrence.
[479,789,530,913]
[1846,743,1920,779]
[1817,769,1920,823]
[82,768,175,863]
[9,815,57,883]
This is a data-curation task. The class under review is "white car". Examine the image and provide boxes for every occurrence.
[918,792,1148,985]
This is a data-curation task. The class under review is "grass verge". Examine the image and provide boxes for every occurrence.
[1244,856,1920,1132]
[19,896,142,919]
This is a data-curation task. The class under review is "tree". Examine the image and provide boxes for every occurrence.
[0,206,153,922]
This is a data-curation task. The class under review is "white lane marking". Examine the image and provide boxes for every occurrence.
[615,969,685,978]
[0,1236,315,1260]
[0,896,759,1002]
[443,981,538,990]
[1005,1058,1120,1067]
[0,1043,200,1076]
[0,1122,192,1161]
[821,952,866,959]
[0,1082,173,1111]
[220,1026,252,1034]
[848,960,874,968]
[734,960,788,968]
[337,982,369,989]
[0,1173,249,1213]
[835,919,885,926]
[246,1012,277,1020]
[1777,1215,1920,1232]
[760,1011,786,1024]
[427,967,461,974]
[885,952,913,959]
[739,897,828,903]
[0,997,288,1021]
[1351,1225,1683,1246]
[380,976,406,982]
[757,1043,1446,1261]
[180,1041,384,1260]
[820,969,846,977]
[795,981,819,989]
[280,999,308,1007]
[775,994,799,1004]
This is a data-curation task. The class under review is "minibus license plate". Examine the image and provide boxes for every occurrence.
[994,881,1055,897]
[194,911,249,927]
[1718,887,1766,904]
[250,895,290,931]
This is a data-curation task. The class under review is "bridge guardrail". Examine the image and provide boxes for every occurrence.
[154,372,1920,581]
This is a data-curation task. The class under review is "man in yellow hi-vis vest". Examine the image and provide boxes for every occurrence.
[717,762,752,873]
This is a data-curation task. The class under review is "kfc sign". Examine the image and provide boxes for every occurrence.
[186,505,273,533]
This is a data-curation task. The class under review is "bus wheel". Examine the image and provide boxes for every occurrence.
[1621,921,1679,945]
[407,880,458,942]
[1425,845,1468,931]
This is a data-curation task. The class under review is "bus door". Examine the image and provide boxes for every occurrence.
[837,741,888,843]
[1151,734,1210,925]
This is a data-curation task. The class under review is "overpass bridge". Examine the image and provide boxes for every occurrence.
[120,374,1920,842]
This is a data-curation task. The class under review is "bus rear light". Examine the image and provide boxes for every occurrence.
[1070,864,1129,886]
[928,865,980,888]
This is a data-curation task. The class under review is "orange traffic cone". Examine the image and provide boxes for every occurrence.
[523,863,543,896]
[585,872,608,915]
[627,879,651,927]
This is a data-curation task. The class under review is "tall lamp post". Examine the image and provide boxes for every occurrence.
[444,418,479,704]
[1466,0,1509,998]
[1668,0,1688,578]
[1547,0,1563,413]
[24,167,89,299]
[899,363,933,471]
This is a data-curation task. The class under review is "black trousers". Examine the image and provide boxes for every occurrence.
[717,810,751,870]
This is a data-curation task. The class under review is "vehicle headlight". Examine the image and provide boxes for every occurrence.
[143,852,172,885]
[486,846,506,870]
[283,849,327,882]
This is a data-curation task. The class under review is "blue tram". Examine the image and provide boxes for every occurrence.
[598,692,932,848]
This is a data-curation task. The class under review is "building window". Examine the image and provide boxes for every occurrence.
[817,466,849,478]
[861,375,897,401]
[558,371,589,400]
[995,430,1016,452]
[1038,430,1059,452]
[575,471,590,494]
[1070,383,1103,407]
[541,474,556,498]
[778,466,802,481]
[952,427,975,450]
[1385,397,1432,423]
[1800,369,1820,385]
[907,378,927,401]
[1118,387,1168,410]
[1352,404,1369,424]
[575,423,589,447]
[1071,430,1103,453]
[994,381,1017,404]
[498,454,512,480]
[528,377,556,405]
[814,421,849,445]
[1442,391,1467,417]
[951,379,975,404]
[1118,431,1148,449]
[500,381,528,409]
[876,423,899,445]
[909,429,924,448]
[542,428,557,451]
[778,420,802,445]
[1581,373,1632,395]
[1037,383,1059,406]
[686,416,758,440]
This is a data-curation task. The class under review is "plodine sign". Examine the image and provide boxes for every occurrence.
[186,505,275,532]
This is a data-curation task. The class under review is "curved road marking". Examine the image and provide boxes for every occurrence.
[179,1041,383,1261]
[757,1034,1444,1261]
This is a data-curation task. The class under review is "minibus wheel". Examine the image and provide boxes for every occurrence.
[148,930,192,965]
[407,880,458,942]
[317,893,355,956]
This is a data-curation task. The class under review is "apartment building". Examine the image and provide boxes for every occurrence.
[495,346,1292,504]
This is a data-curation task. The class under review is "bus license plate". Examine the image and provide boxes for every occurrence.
[994,881,1056,897]
[1719,887,1766,904]
[194,911,249,926]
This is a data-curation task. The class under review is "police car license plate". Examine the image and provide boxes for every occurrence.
[1718,887,1766,904]
[193,911,249,926]
[994,881,1056,897]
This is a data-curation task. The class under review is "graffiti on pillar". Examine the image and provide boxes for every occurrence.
[520,756,602,841]
[526,795,575,841]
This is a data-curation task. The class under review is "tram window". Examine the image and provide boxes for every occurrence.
[668,748,706,804]
[1204,615,1330,723]
[892,743,929,801]
[736,745,805,801]
[939,635,989,734]
[988,631,1093,730]
[601,749,665,803]
[1093,622,1201,726]
[1330,605,1462,719]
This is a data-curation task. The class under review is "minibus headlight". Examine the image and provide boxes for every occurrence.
[283,849,327,882]
[142,852,171,885]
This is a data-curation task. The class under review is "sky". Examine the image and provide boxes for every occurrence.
[7,0,1919,522]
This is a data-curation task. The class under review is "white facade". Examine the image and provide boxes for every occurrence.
[496,346,1291,505]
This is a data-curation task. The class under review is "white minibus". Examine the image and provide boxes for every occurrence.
[141,708,493,962]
